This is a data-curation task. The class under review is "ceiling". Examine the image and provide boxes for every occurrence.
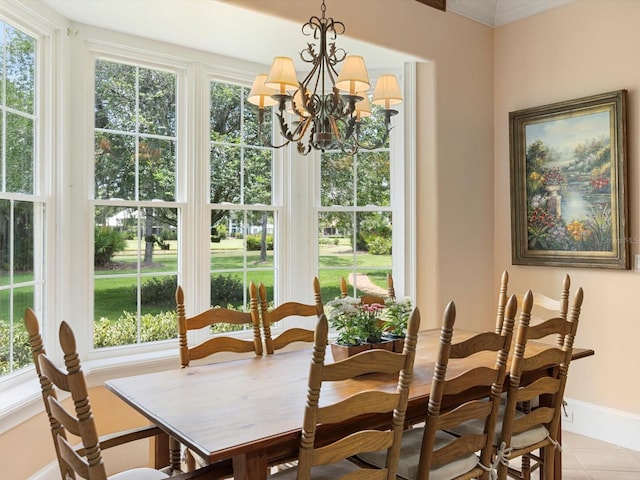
[36,0,575,68]
[448,0,574,27]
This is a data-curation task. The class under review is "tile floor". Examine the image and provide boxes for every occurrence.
[521,431,640,480]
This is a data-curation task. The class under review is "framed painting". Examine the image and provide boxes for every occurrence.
[510,90,628,269]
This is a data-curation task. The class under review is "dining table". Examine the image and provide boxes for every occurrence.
[105,328,594,480]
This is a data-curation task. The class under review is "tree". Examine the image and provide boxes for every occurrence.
[94,61,177,264]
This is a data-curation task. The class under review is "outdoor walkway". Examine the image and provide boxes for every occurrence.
[348,273,387,296]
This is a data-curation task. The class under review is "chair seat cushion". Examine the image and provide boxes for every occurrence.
[109,467,169,480]
[447,405,549,449]
[268,459,361,479]
[357,428,479,480]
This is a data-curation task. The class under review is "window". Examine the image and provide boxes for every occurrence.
[93,59,178,349]
[317,97,394,301]
[0,21,43,378]
[209,79,276,310]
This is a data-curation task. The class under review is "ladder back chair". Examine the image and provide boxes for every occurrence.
[176,283,262,367]
[33,317,227,480]
[269,307,421,480]
[359,297,517,480]
[339,272,395,304]
[254,276,324,354]
[497,273,571,476]
[176,283,262,472]
[497,288,583,480]
[25,308,173,478]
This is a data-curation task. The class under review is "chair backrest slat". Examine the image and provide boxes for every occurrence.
[176,283,262,367]
[253,277,324,354]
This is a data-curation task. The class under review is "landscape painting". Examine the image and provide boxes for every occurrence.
[509,90,628,269]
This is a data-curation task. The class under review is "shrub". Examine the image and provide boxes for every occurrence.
[368,237,392,255]
[94,311,177,348]
[139,276,177,307]
[246,234,273,251]
[211,274,243,307]
[211,224,228,243]
[0,322,32,375]
[94,226,127,267]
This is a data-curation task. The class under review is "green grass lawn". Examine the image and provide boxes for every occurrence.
[91,237,392,321]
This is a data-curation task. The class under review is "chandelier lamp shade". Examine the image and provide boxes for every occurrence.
[247,0,403,155]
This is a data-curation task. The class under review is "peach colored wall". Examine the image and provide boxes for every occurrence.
[3,387,152,479]
[228,0,497,329]
[494,0,640,414]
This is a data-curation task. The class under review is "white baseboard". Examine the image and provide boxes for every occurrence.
[563,397,640,452]
[28,462,57,480]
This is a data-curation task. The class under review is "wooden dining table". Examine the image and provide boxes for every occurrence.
[105,328,594,480]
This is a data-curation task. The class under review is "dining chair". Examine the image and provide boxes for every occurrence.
[268,307,421,479]
[450,288,583,480]
[24,308,169,478]
[495,273,571,475]
[358,296,517,480]
[176,282,263,367]
[31,315,228,480]
[253,276,324,354]
[339,272,395,303]
[499,288,583,480]
[176,282,262,472]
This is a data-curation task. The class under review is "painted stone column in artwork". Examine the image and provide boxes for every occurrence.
[545,185,562,218]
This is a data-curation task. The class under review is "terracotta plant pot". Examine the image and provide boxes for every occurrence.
[330,342,371,362]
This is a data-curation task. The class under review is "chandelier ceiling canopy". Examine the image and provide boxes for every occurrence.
[247,0,403,155]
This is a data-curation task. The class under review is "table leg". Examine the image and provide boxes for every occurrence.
[233,451,269,480]
[153,432,170,469]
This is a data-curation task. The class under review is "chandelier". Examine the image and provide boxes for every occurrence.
[247,0,403,155]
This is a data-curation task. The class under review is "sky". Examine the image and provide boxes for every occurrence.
[525,109,610,166]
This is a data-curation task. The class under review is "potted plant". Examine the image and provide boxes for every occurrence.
[358,302,390,351]
[326,296,370,360]
[381,297,413,352]
[326,297,392,361]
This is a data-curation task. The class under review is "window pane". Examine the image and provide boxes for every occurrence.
[356,211,392,265]
[210,145,241,203]
[210,82,241,143]
[5,25,35,114]
[6,112,34,194]
[357,151,390,206]
[247,210,274,269]
[321,152,354,206]
[244,148,272,204]
[211,209,244,270]
[0,200,37,285]
[95,61,136,131]
[14,201,35,282]
[0,199,10,284]
[139,68,176,136]
[138,138,176,201]
[95,132,136,200]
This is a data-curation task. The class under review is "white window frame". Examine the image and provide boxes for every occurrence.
[0,14,417,432]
